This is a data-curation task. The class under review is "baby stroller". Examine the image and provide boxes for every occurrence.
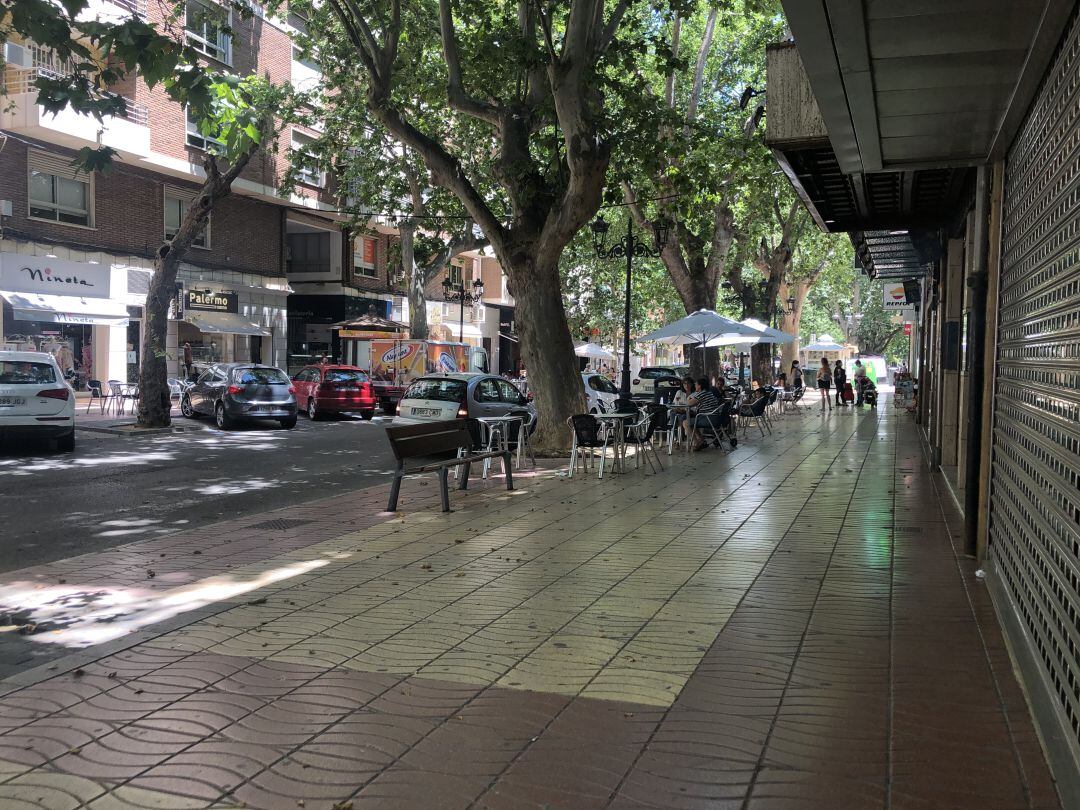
[860,378,878,407]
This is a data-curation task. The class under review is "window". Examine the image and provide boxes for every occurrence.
[28,151,92,227]
[324,369,369,383]
[0,361,57,385]
[185,0,231,63]
[446,263,463,287]
[186,106,224,152]
[236,367,290,385]
[291,131,324,187]
[403,378,466,403]
[353,236,376,278]
[496,379,526,404]
[164,188,210,249]
[474,378,500,403]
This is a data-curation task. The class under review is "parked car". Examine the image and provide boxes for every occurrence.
[582,371,619,413]
[291,364,376,421]
[393,373,537,435]
[630,366,678,398]
[0,351,75,451]
[181,363,297,430]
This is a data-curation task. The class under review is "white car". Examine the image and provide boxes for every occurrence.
[0,351,75,452]
[630,366,678,397]
[582,371,619,413]
[393,373,537,430]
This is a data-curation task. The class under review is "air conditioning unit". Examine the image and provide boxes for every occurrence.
[2,43,31,69]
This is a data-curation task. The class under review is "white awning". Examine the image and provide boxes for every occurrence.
[1,290,129,326]
[442,323,484,339]
[184,311,272,337]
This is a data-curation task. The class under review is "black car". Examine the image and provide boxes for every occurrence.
[181,363,298,430]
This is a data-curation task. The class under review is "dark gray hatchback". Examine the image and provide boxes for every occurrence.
[181,363,298,430]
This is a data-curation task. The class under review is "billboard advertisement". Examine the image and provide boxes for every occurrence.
[371,340,426,384]
[426,342,466,374]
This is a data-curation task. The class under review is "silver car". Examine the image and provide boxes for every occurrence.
[181,363,298,430]
[393,373,536,433]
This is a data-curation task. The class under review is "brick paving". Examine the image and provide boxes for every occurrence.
[0,405,1062,808]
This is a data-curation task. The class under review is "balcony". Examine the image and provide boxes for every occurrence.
[0,66,151,159]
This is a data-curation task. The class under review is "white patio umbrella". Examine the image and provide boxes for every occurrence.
[574,342,616,360]
[637,309,761,347]
[703,318,796,347]
[803,336,845,352]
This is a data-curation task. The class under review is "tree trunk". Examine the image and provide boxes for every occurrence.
[506,251,584,455]
[400,223,430,339]
[778,280,812,373]
[137,250,182,427]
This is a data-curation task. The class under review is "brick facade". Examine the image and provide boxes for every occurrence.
[0,137,284,277]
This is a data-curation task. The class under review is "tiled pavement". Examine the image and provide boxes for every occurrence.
[0,404,1062,809]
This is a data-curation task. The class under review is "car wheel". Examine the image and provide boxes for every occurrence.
[180,395,195,418]
[280,415,297,430]
[215,403,234,430]
[307,398,322,421]
[360,409,375,421]
[55,430,75,453]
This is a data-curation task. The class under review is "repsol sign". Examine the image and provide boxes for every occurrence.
[186,289,238,313]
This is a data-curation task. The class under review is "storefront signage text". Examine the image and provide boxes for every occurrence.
[0,254,112,298]
[882,282,909,310]
[186,289,238,313]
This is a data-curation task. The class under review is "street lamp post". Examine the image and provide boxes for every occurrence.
[442,277,485,344]
[590,215,670,411]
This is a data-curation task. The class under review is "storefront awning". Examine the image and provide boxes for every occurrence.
[184,311,272,337]
[443,323,483,340]
[1,291,129,326]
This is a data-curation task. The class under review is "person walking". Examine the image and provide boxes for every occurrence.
[853,359,867,407]
[833,359,847,407]
[816,357,833,411]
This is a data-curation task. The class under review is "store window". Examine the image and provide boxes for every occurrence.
[291,131,324,187]
[28,150,93,227]
[353,236,376,278]
[164,187,210,248]
[446,263,463,287]
[2,298,93,389]
[185,0,231,63]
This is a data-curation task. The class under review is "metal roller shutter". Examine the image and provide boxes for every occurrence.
[991,7,1080,765]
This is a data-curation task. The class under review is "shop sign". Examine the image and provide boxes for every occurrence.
[0,254,111,298]
[168,282,184,320]
[882,281,909,310]
[903,323,912,336]
[186,289,238,313]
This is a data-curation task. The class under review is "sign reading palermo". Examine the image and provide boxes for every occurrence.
[0,254,111,298]
[185,289,238,313]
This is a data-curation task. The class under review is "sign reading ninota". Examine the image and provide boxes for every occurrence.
[0,254,112,298]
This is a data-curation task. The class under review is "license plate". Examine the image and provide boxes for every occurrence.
[0,397,25,407]
[411,407,441,417]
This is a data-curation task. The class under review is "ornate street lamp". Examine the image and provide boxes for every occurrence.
[590,214,670,410]
[442,275,485,343]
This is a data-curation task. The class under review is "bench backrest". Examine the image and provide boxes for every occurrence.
[385,419,472,462]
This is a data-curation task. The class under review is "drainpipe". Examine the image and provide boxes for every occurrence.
[963,164,991,557]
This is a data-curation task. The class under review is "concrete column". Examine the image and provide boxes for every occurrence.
[940,236,965,468]
[956,212,976,490]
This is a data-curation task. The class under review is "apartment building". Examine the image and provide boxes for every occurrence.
[425,251,519,375]
[0,0,399,384]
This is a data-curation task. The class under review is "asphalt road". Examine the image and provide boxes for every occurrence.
[0,413,398,574]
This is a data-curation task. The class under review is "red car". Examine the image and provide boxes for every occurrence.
[291,364,377,420]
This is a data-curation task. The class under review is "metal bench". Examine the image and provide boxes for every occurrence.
[384,419,513,512]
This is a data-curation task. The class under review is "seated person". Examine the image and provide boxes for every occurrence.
[684,377,724,452]
[774,371,788,389]
[668,377,694,428]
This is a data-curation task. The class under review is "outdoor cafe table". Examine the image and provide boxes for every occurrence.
[593,412,638,474]
[476,414,531,475]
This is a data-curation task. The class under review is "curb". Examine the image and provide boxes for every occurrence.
[77,423,208,436]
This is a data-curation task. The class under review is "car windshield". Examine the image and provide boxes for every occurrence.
[404,378,467,402]
[236,367,290,385]
[324,369,369,383]
[640,368,673,379]
[0,361,57,384]
[589,376,618,394]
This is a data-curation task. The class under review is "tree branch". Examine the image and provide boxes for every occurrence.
[595,0,631,56]
[686,7,718,122]
[664,17,681,110]
[439,0,502,124]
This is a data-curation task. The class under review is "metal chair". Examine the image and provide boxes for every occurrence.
[739,395,772,437]
[623,405,664,473]
[86,379,106,414]
[567,414,613,479]
[691,401,736,451]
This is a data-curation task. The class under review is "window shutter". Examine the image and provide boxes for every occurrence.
[363,238,376,265]
[28,149,87,179]
[164,184,198,205]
